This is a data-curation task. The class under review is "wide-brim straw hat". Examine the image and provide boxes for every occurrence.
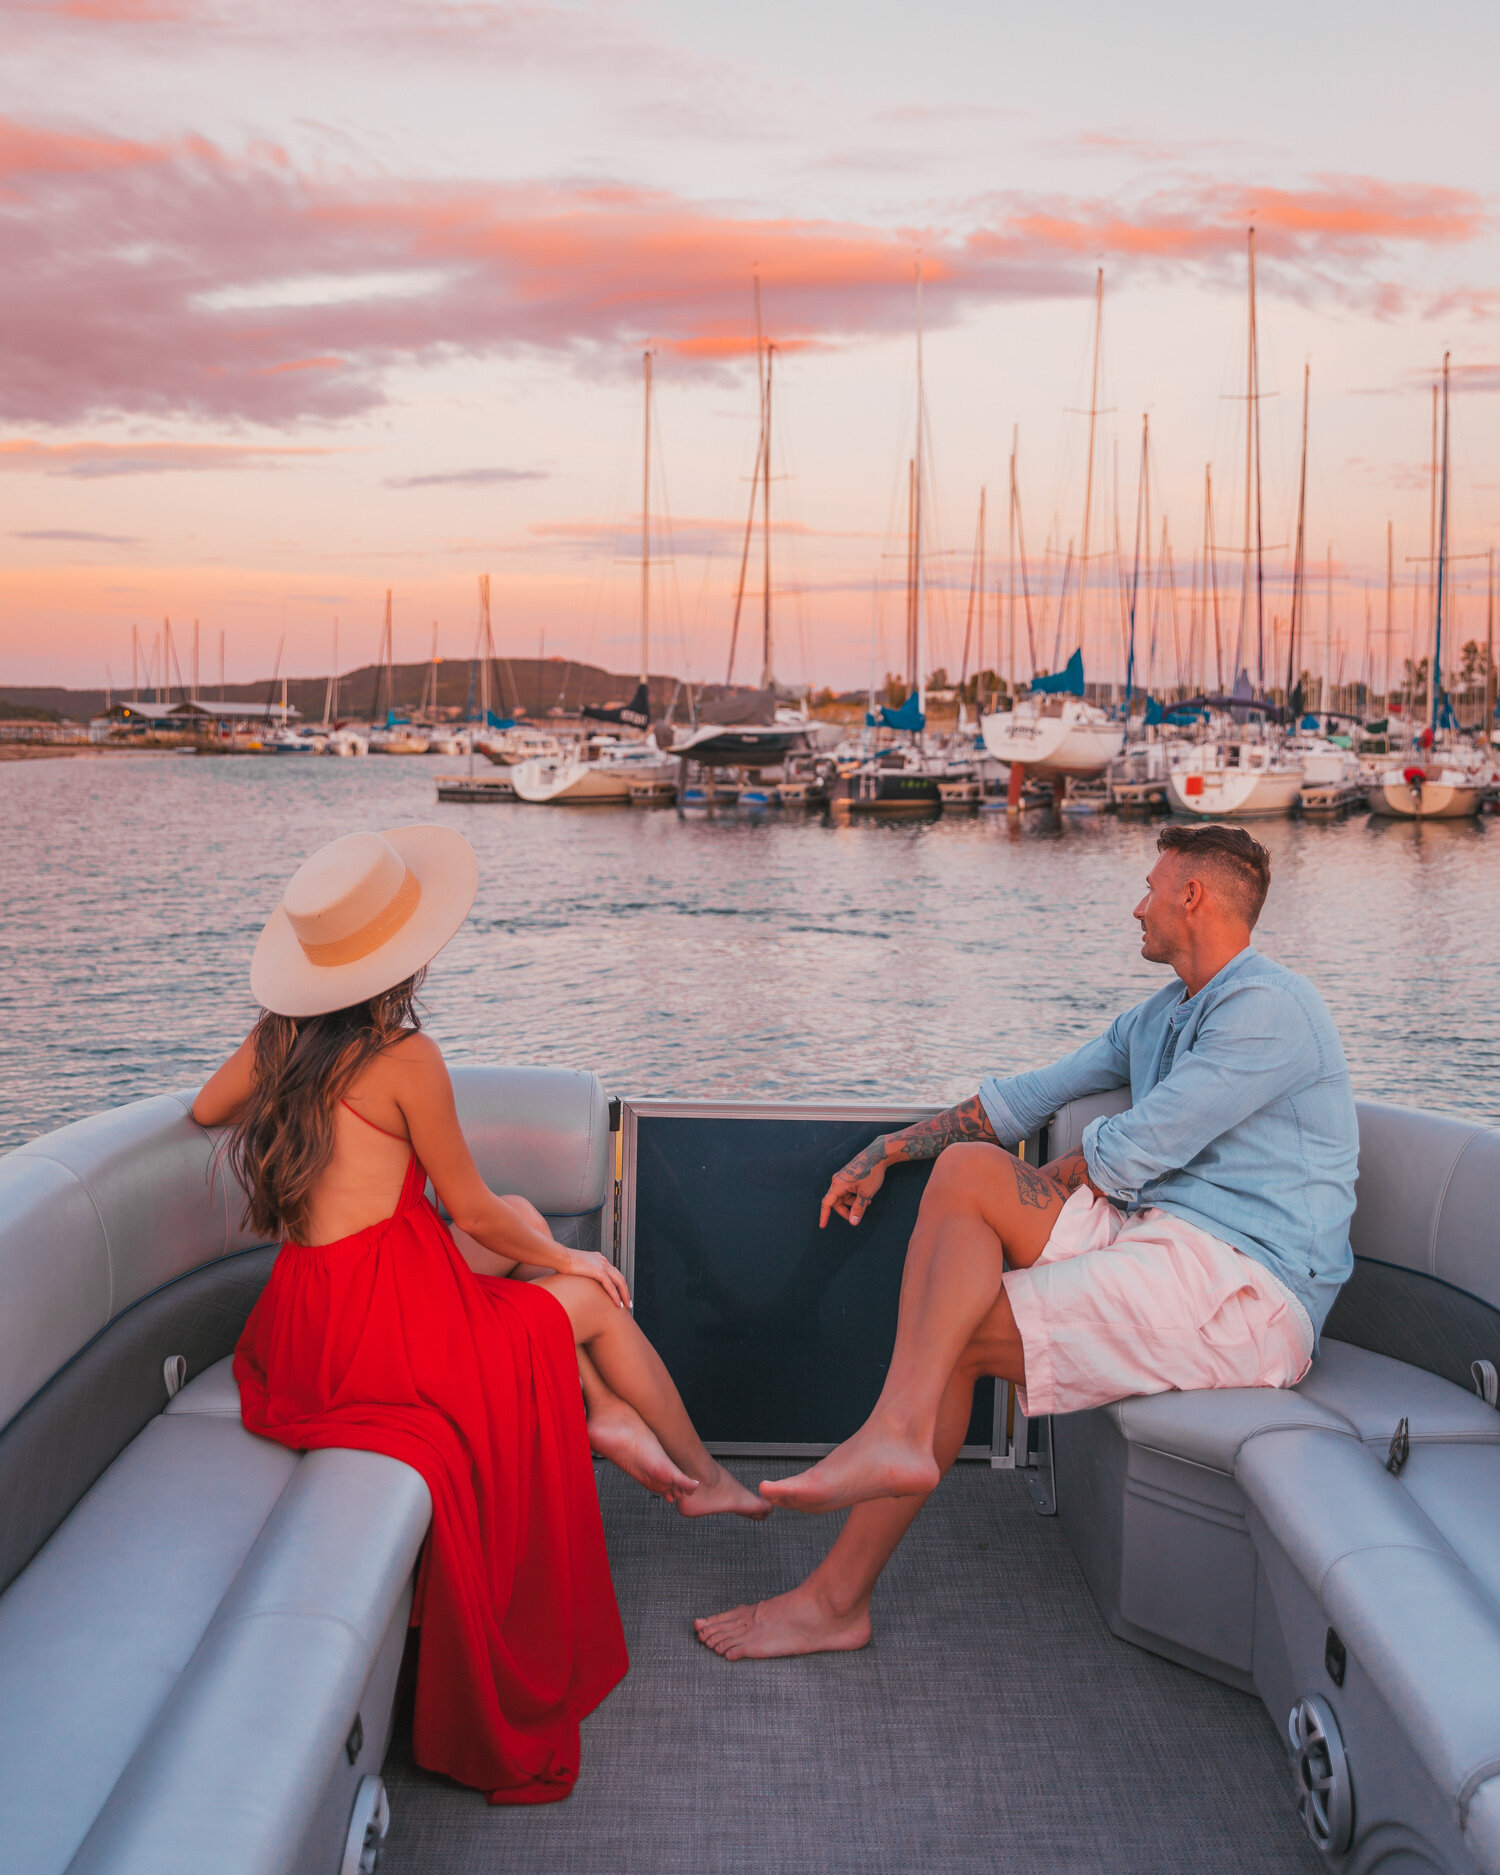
[250,825,478,1017]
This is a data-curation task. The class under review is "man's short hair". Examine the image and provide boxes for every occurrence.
[1156,823,1272,927]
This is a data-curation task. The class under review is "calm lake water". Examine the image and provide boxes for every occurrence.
[3,751,1498,1152]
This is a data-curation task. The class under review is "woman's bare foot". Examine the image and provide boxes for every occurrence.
[693,1585,872,1659]
[587,1395,699,1505]
[757,1424,939,1513]
[676,1458,773,1521]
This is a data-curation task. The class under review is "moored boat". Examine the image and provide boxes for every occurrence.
[1365,762,1487,820]
[1166,739,1302,818]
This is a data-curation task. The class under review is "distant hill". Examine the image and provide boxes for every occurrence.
[0,659,744,724]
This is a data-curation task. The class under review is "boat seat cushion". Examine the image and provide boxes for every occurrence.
[1097,1338,1499,1475]
[1102,1384,1352,1475]
[1294,1337,1500,1449]
[0,1358,429,1875]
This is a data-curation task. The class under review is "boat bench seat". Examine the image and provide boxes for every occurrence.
[1044,1089,1500,1872]
[0,1357,430,1875]
[0,1064,612,1875]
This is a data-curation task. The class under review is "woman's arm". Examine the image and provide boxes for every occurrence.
[390,1034,630,1308]
[191,1034,257,1127]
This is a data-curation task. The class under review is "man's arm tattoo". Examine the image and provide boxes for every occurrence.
[1045,1149,1093,1195]
[882,1094,998,1164]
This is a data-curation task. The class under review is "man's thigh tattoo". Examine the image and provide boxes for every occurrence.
[1012,1157,1061,1210]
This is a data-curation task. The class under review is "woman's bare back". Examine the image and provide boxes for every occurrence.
[299,1050,415,1247]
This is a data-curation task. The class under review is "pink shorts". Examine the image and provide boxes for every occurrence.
[1001,1187,1314,1418]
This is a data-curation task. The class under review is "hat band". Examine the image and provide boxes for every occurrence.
[297,868,422,967]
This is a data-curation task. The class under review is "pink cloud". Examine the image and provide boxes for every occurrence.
[0,438,338,476]
[0,115,1484,427]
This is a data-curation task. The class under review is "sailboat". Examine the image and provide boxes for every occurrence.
[367,593,431,754]
[980,270,1124,786]
[511,353,675,805]
[833,268,943,814]
[1367,354,1490,820]
[662,300,810,770]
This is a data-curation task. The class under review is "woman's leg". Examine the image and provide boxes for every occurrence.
[535,1274,770,1520]
[576,1346,699,1504]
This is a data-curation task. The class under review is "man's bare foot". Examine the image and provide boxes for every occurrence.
[757,1426,939,1513]
[693,1585,872,1659]
[676,1459,773,1521]
[587,1396,698,1505]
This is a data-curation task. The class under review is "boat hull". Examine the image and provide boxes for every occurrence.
[979,711,1124,778]
[835,770,942,814]
[1365,776,1484,820]
[666,724,806,766]
[1166,770,1302,818]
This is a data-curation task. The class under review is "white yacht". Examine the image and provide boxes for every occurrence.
[368,727,431,757]
[1165,739,1303,818]
[322,728,369,758]
[510,738,677,805]
[980,695,1125,780]
[478,727,572,767]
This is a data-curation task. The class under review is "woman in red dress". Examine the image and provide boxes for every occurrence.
[193,825,766,1805]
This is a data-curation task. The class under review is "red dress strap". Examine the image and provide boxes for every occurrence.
[340,1098,409,1143]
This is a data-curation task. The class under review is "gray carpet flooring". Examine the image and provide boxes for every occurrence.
[380,1461,1323,1875]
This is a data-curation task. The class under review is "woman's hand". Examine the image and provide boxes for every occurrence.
[820,1137,890,1228]
[559,1248,632,1310]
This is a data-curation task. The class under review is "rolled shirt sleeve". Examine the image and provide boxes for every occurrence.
[1081,980,1322,1203]
[979,1011,1136,1146]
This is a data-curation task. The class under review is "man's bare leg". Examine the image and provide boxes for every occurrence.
[758,1145,1065,1513]
[694,1291,1024,1658]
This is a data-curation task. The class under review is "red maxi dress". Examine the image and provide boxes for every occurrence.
[234,1135,629,1805]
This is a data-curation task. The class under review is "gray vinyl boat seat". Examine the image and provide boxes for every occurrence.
[0,1066,610,1875]
[1045,1088,1500,1873]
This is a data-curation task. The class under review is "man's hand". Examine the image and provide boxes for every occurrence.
[820,1137,890,1228]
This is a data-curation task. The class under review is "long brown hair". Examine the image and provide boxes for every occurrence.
[226,971,424,1242]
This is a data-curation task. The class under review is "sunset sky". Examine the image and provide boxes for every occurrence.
[3,0,1497,696]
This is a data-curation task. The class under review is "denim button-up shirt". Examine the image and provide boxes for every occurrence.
[978,947,1357,1335]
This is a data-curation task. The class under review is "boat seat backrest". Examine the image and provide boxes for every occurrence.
[0,1066,612,1441]
[448,1066,611,1219]
[0,1094,256,1437]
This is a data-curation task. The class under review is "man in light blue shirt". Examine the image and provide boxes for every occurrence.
[696,823,1358,1663]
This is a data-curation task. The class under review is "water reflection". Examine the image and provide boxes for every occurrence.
[2,753,1497,1150]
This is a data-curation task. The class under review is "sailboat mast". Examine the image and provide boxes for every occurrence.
[1251,231,1265,690]
[1324,546,1334,715]
[761,345,775,689]
[1206,466,1222,693]
[1432,352,1450,733]
[1077,266,1103,675]
[1287,363,1309,703]
[1385,523,1394,706]
[977,485,986,693]
[1007,433,1017,696]
[1125,413,1147,713]
[1427,382,1439,684]
[1487,546,1496,740]
[914,259,926,724]
[724,279,765,686]
[640,350,652,689]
